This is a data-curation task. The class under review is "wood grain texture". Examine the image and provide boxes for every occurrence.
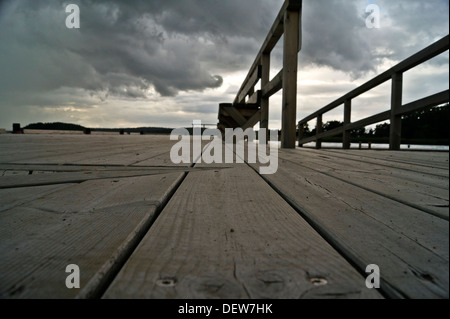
[0,172,184,298]
[0,184,76,213]
[250,153,449,298]
[279,149,449,219]
[0,135,178,166]
[327,149,449,174]
[285,149,448,190]
[0,169,185,189]
[104,163,382,299]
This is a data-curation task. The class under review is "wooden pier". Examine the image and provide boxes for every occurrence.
[0,134,448,299]
[1,0,448,301]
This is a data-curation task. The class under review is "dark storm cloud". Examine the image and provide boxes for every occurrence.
[0,0,280,104]
[300,0,449,78]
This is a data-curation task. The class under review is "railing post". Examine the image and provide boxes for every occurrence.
[281,9,300,149]
[298,122,304,147]
[316,115,323,149]
[390,73,403,150]
[260,53,270,134]
[343,99,352,149]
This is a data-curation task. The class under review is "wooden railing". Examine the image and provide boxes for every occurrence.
[298,35,449,150]
[218,0,302,148]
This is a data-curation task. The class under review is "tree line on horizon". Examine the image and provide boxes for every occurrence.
[301,103,449,145]
[22,103,448,145]
[23,122,174,134]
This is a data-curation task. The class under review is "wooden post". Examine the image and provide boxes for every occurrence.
[343,100,352,149]
[298,122,304,147]
[12,123,22,134]
[260,54,270,135]
[316,115,323,149]
[390,73,403,150]
[281,9,300,149]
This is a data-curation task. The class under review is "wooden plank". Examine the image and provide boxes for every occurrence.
[74,145,177,166]
[278,150,449,220]
[0,135,175,166]
[262,69,283,99]
[396,90,449,116]
[249,155,449,298]
[327,149,450,173]
[242,110,262,130]
[223,106,248,127]
[0,172,185,298]
[0,169,183,189]
[131,152,190,167]
[237,66,262,104]
[0,184,76,213]
[0,163,183,173]
[344,110,391,131]
[393,35,449,74]
[283,149,449,190]
[299,126,343,145]
[104,163,382,299]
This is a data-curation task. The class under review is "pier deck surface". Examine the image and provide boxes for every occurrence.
[0,134,448,299]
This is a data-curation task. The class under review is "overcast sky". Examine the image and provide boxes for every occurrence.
[0,0,448,130]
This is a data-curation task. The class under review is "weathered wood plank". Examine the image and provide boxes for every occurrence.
[104,163,382,299]
[321,149,449,177]
[0,172,185,298]
[261,69,283,99]
[223,106,248,127]
[279,150,449,219]
[396,90,449,116]
[237,66,262,104]
[242,110,262,130]
[0,135,176,166]
[0,169,183,189]
[289,150,449,190]
[0,184,76,213]
[249,156,449,298]
[73,146,177,166]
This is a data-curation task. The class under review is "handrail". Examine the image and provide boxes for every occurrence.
[233,0,302,105]
[219,0,302,149]
[298,35,449,150]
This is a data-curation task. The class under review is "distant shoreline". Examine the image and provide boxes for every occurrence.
[2,129,448,152]
[2,129,171,135]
